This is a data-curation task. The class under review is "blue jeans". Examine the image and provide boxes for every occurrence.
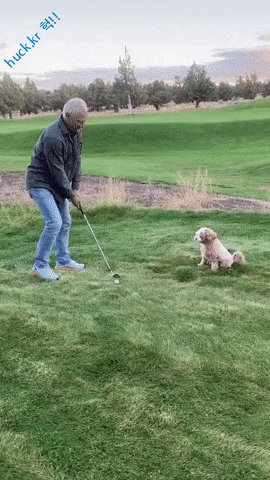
[29,188,72,269]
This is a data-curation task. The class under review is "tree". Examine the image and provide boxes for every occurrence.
[76,85,89,104]
[182,62,216,108]
[116,45,137,114]
[243,74,257,99]
[146,81,170,110]
[217,82,234,101]
[171,76,186,104]
[48,90,63,111]
[234,75,245,98]
[132,82,148,108]
[262,81,270,97]
[111,78,128,111]
[58,83,80,107]
[87,79,111,111]
[234,73,261,100]
[0,83,8,118]
[20,77,41,115]
[38,89,53,111]
[0,73,23,119]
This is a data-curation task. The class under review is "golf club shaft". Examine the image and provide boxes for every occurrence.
[81,211,113,274]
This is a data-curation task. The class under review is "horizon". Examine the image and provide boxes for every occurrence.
[0,63,267,92]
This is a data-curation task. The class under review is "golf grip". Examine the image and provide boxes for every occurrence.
[79,205,85,216]
[78,205,113,273]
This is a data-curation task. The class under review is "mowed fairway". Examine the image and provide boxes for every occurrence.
[1,98,270,199]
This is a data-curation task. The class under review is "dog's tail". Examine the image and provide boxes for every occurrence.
[232,251,246,265]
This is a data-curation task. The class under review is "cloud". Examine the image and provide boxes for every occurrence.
[257,33,270,42]
[205,46,270,82]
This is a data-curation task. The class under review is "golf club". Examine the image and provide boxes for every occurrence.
[78,204,120,285]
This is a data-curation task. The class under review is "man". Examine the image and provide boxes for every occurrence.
[26,97,89,281]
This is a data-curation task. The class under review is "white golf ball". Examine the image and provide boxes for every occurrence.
[114,279,120,285]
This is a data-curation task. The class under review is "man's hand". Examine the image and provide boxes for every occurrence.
[70,192,82,211]
[74,191,82,202]
[73,190,81,198]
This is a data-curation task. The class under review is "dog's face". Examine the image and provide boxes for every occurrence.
[194,227,218,243]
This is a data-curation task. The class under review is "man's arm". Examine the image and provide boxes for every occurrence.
[72,157,82,192]
[72,135,82,191]
[43,137,75,200]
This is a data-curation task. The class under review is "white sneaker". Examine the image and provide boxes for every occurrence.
[32,265,60,281]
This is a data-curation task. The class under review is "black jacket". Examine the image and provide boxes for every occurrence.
[26,114,82,204]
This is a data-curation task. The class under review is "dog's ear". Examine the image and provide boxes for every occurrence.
[205,229,218,242]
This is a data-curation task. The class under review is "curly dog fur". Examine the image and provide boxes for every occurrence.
[194,227,246,271]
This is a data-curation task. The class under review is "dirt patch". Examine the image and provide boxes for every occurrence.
[1,172,270,212]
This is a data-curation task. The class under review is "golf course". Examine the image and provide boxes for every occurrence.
[1,99,270,479]
[1,98,270,198]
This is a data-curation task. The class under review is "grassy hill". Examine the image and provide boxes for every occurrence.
[1,99,270,199]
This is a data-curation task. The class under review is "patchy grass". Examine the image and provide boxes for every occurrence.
[0,204,270,479]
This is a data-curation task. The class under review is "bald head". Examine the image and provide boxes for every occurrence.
[63,98,89,134]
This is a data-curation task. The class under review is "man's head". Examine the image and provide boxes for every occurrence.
[63,98,89,134]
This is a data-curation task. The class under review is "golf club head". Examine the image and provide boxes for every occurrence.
[113,273,120,285]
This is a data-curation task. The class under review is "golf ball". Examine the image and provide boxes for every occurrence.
[114,279,120,285]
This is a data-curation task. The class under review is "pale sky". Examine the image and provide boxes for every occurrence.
[1,0,270,76]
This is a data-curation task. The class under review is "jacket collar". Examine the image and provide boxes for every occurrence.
[59,114,75,137]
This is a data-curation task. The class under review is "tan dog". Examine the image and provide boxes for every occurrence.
[194,227,246,271]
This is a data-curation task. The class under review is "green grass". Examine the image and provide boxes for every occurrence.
[1,204,270,479]
[1,99,270,199]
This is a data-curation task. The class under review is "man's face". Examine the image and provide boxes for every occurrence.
[64,111,88,133]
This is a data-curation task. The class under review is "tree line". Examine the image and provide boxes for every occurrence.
[1,47,270,119]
